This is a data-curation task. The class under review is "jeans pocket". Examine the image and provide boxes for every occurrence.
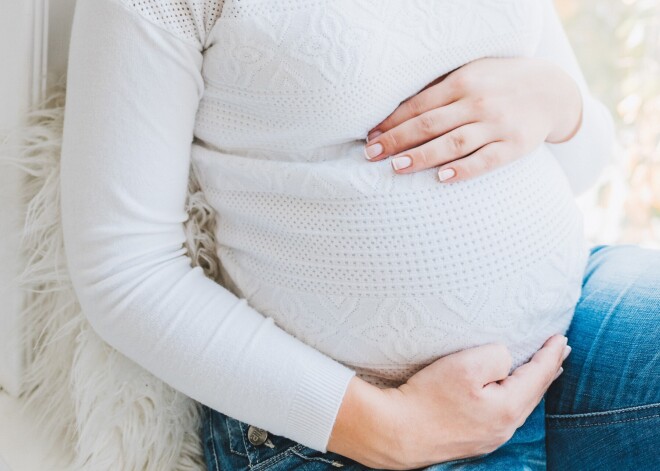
[203,406,341,470]
[201,406,246,470]
[546,403,660,470]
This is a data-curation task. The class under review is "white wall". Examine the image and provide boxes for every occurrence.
[0,0,44,397]
[0,0,76,396]
[47,0,76,86]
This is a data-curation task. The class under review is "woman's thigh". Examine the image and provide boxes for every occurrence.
[545,244,660,471]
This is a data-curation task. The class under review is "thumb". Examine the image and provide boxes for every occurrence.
[493,334,569,408]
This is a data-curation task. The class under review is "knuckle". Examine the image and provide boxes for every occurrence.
[418,148,430,168]
[378,117,393,131]
[471,95,487,115]
[381,131,399,153]
[467,385,483,402]
[481,150,500,172]
[405,97,424,117]
[447,132,466,155]
[418,112,437,135]
[450,163,468,181]
[417,147,434,168]
[488,106,504,123]
[452,72,472,92]
[452,360,474,383]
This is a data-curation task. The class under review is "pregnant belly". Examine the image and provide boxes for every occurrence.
[193,142,589,388]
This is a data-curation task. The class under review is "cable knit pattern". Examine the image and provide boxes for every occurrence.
[187,0,590,387]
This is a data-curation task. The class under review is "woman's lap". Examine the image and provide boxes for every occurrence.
[200,400,546,471]
[200,244,660,470]
[546,244,660,470]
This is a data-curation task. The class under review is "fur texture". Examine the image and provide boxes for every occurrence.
[1,76,223,470]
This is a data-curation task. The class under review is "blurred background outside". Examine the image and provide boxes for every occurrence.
[557,0,660,248]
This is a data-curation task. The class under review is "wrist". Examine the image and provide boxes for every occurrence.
[545,65,584,144]
[327,376,399,467]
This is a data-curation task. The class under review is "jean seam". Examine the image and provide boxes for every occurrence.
[238,420,256,468]
[547,413,660,430]
[207,408,221,471]
[252,446,298,471]
[546,402,660,419]
[289,446,346,466]
[226,416,249,457]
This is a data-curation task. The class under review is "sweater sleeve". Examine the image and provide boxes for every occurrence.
[60,0,355,453]
[536,0,616,195]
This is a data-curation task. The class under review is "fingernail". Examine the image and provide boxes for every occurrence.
[364,142,384,160]
[367,130,382,142]
[438,168,456,182]
[391,155,412,170]
[561,345,572,361]
[553,367,564,381]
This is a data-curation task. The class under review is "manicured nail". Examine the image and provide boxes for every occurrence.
[438,168,456,182]
[391,155,412,170]
[367,130,382,142]
[553,367,564,381]
[561,345,572,361]
[364,142,384,160]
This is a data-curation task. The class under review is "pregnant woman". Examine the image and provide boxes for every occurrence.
[60,0,660,470]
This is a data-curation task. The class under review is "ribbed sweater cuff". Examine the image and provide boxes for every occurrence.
[286,355,356,453]
[545,92,615,195]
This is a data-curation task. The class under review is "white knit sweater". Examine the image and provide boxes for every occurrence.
[60,0,614,453]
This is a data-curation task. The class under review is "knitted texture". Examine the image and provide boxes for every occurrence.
[121,0,224,48]
[187,0,590,387]
[59,0,611,454]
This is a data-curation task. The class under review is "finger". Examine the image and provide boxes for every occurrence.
[421,72,450,92]
[364,101,473,162]
[446,343,514,387]
[434,141,521,183]
[489,335,568,414]
[389,123,496,174]
[369,80,461,138]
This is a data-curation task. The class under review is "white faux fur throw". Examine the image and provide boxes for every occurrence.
[3,77,223,470]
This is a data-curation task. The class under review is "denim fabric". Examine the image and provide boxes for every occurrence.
[201,244,660,470]
[200,400,545,471]
[546,244,660,471]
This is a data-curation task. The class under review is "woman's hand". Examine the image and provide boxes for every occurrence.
[363,57,583,182]
[327,334,571,470]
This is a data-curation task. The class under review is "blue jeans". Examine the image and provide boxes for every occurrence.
[545,244,660,470]
[200,399,546,471]
[200,245,660,470]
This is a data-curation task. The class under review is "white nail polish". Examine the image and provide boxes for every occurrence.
[364,143,384,160]
[391,155,412,170]
[438,168,456,182]
[562,345,572,361]
[553,367,564,381]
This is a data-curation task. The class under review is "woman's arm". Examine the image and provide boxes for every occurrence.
[535,0,616,195]
[60,0,360,453]
[364,0,615,195]
[61,1,573,466]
